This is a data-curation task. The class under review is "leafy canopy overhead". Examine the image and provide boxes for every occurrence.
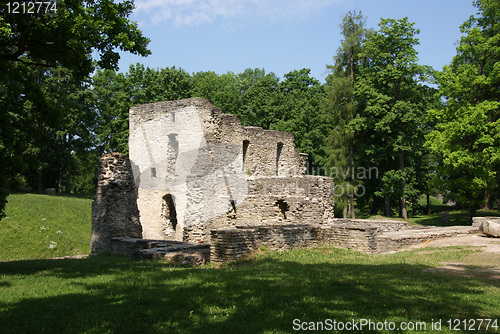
[0,0,151,77]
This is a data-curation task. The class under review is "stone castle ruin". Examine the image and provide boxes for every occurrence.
[128,97,335,243]
[91,97,482,264]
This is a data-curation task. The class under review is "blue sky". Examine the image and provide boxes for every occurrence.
[118,0,477,83]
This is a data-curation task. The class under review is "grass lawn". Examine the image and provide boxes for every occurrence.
[0,193,499,333]
[0,247,498,333]
[0,193,92,261]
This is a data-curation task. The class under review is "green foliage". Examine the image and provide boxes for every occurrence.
[92,68,131,154]
[0,0,151,218]
[0,0,151,78]
[192,71,239,115]
[324,11,367,216]
[355,17,435,217]
[425,0,500,216]
[273,69,328,169]
[237,68,281,128]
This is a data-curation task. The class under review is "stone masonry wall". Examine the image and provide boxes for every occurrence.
[189,175,335,243]
[210,223,382,263]
[90,153,142,255]
[129,97,321,242]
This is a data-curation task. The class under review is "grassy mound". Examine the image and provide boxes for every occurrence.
[0,193,92,261]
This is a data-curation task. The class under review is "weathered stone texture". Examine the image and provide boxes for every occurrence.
[473,217,500,237]
[210,221,483,263]
[210,222,386,263]
[186,175,335,243]
[90,153,142,255]
[128,97,330,242]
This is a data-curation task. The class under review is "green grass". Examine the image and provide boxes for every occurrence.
[410,195,500,227]
[361,196,500,227]
[0,193,92,261]
[0,248,498,333]
[1,193,499,333]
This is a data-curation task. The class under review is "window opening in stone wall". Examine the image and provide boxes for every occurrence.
[242,140,250,172]
[275,199,289,219]
[167,134,179,174]
[161,194,177,235]
[276,142,283,176]
[151,167,156,178]
[170,112,175,122]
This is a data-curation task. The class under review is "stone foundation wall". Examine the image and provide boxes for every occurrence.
[210,222,389,263]
[329,218,408,232]
[90,153,142,255]
[185,175,335,243]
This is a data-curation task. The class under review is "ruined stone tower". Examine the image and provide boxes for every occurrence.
[128,97,335,242]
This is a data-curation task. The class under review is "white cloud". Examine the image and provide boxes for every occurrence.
[134,0,342,28]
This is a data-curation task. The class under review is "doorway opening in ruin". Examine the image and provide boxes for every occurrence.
[161,194,177,237]
[276,142,283,176]
[275,199,289,219]
[242,140,250,172]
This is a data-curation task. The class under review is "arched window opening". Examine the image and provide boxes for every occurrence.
[161,194,177,236]
[276,142,283,176]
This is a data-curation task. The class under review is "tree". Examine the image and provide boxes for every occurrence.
[273,69,328,170]
[355,17,434,218]
[425,0,500,219]
[128,64,193,105]
[40,66,97,193]
[0,0,151,218]
[192,71,240,115]
[237,68,281,128]
[92,68,131,154]
[324,10,367,218]
[0,0,150,78]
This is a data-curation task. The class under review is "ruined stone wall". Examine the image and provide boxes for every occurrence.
[329,218,408,232]
[90,153,142,255]
[129,97,320,242]
[242,127,305,176]
[187,175,335,243]
[210,223,381,263]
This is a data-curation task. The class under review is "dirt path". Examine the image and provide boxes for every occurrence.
[407,234,500,253]
[406,234,500,280]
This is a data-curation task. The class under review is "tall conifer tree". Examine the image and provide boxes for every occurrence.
[324,11,366,218]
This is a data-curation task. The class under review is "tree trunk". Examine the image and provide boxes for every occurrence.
[468,204,477,222]
[483,187,494,210]
[399,150,407,219]
[35,169,42,194]
[349,195,355,219]
[57,164,63,193]
[348,45,356,220]
[426,193,431,215]
[385,194,391,217]
[64,134,72,194]
[343,203,348,218]
[65,169,71,194]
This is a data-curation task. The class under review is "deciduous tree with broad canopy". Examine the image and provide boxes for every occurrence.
[426,0,500,219]
[0,0,151,217]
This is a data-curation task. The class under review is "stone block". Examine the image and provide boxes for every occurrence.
[480,218,500,237]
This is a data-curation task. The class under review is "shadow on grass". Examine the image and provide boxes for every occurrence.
[412,210,500,227]
[0,253,498,333]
